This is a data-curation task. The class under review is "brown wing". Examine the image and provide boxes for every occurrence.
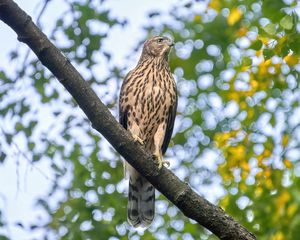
[119,104,128,130]
[161,93,177,154]
[119,73,131,130]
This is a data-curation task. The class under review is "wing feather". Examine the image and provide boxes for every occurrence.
[161,93,177,154]
[119,72,132,129]
[119,106,128,130]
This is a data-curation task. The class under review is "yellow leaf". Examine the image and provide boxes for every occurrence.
[256,157,265,168]
[250,79,258,89]
[273,63,281,74]
[264,169,271,178]
[235,145,246,156]
[223,172,233,182]
[276,190,290,208]
[247,108,254,119]
[241,170,248,180]
[227,145,246,163]
[228,92,240,101]
[214,132,230,147]
[220,195,230,208]
[283,159,292,169]
[209,0,221,11]
[254,187,263,198]
[259,37,269,45]
[194,15,201,23]
[271,232,284,240]
[241,162,250,172]
[239,101,247,110]
[240,182,247,191]
[227,8,243,26]
[265,179,273,189]
[287,203,297,217]
[282,135,289,146]
[262,149,271,157]
[256,170,263,178]
[258,59,271,76]
[256,49,263,57]
[284,54,299,66]
[241,65,250,71]
[237,26,248,37]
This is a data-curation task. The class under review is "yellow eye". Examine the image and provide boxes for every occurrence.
[157,38,164,43]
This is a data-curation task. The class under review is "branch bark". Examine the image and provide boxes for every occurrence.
[0,1,256,239]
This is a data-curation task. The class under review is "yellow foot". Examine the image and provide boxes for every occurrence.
[153,152,170,169]
[132,134,144,145]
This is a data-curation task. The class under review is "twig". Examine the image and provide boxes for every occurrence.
[13,0,51,82]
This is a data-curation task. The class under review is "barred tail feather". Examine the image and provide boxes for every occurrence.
[127,168,155,228]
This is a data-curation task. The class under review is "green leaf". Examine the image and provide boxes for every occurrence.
[269,114,276,126]
[280,44,290,57]
[0,152,6,163]
[0,235,9,240]
[15,122,23,131]
[56,19,63,27]
[263,48,275,60]
[242,57,252,66]
[280,15,293,30]
[263,23,277,35]
[289,35,300,54]
[28,142,35,151]
[20,103,30,116]
[250,40,263,51]
[9,51,18,60]
[5,134,13,145]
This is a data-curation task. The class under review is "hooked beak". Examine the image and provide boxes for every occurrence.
[167,39,175,47]
[162,36,174,47]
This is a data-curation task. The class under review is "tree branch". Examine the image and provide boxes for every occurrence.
[0,1,256,239]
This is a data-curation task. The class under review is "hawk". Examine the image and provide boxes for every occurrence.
[119,36,177,228]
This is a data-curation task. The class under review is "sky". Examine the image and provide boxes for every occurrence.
[0,0,178,239]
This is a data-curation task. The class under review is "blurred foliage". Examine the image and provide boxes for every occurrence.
[1,0,300,239]
[0,210,8,240]
[157,0,300,239]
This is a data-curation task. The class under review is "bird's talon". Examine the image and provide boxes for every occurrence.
[132,134,144,145]
[157,161,163,170]
[153,153,169,169]
[157,162,162,169]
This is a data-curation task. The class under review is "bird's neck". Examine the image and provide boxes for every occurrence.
[137,55,170,70]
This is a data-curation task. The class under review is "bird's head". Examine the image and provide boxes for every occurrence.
[141,36,174,60]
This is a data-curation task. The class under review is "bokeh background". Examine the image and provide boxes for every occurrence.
[1,0,300,239]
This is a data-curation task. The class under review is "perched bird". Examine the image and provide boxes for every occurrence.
[119,36,177,228]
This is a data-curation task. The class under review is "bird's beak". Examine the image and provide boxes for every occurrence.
[163,36,174,47]
[168,39,175,47]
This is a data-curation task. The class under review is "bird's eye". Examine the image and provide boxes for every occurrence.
[157,38,164,43]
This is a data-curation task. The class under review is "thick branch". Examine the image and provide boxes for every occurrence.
[0,1,256,239]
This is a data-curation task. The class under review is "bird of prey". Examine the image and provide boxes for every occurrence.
[119,36,177,228]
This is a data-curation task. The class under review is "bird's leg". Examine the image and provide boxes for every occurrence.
[153,148,170,169]
[129,122,144,145]
[131,133,144,145]
[153,122,170,169]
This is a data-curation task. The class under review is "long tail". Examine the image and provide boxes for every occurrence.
[127,165,155,228]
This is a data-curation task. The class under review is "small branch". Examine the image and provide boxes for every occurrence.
[0,1,256,239]
[0,127,55,182]
[16,0,51,79]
